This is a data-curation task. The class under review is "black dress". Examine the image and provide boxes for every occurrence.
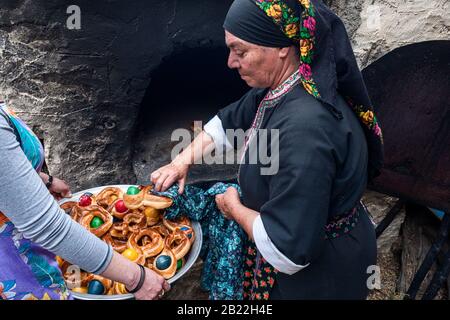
[216,73,377,299]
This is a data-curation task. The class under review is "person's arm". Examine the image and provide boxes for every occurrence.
[151,131,215,193]
[39,172,72,200]
[0,113,167,298]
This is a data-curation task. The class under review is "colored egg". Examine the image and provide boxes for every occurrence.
[127,186,140,195]
[122,248,139,261]
[90,216,104,228]
[88,280,105,295]
[144,207,159,218]
[72,287,88,294]
[115,200,128,213]
[177,259,184,270]
[180,226,192,239]
[79,195,92,207]
[155,255,172,270]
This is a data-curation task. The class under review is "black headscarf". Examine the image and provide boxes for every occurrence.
[224,0,384,181]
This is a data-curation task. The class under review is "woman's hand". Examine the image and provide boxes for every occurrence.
[101,252,170,300]
[49,177,72,200]
[39,172,72,200]
[127,267,171,300]
[215,186,242,220]
[150,161,189,194]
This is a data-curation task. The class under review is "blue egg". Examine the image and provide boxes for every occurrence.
[155,255,172,270]
[180,226,192,239]
[88,280,105,295]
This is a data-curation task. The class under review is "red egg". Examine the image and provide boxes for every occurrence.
[79,195,92,207]
[115,200,128,213]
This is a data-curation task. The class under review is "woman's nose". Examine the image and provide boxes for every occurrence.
[227,52,239,69]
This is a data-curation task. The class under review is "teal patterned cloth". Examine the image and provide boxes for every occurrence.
[153,182,248,300]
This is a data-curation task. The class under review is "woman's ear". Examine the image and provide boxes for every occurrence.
[278,46,290,58]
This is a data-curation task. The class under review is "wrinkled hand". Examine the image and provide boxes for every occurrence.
[215,186,241,220]
[130,268,171,300]
[150,161,189,194]
[49,177,72,200]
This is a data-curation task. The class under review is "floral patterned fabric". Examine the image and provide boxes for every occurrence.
[0,103,70,300]
[153,183,248,300]
[250,0,384,181]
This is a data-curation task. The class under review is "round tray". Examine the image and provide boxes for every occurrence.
[59,184,202,300]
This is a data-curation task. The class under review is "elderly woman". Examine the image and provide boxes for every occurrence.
[0,102,170,300]
[150,0,384,299]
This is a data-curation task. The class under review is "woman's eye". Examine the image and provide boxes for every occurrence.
[236,51,245,57]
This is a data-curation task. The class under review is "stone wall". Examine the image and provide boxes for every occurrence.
[1,0,448,190]
[0,0,235,190]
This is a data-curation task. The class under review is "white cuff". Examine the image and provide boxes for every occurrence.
[204,115,233,152]
[253,215,310,275]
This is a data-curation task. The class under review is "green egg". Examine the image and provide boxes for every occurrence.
[127,186,141,195]
[90,216,104,228]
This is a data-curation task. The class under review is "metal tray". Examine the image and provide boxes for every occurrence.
[59,184,202,300]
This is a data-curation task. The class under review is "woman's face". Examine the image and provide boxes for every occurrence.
[225,31,282,88]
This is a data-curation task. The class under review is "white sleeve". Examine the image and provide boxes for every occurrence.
[204,115,233,152]
[253,215,310,275]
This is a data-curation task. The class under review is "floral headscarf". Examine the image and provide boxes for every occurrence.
[224,0,384,181]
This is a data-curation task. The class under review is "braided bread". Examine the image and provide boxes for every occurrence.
[96,187,124,209]
[123,185,173,210]
[102,232,127,253]
[127,228,165,258]
[165,228,191,261]
[79,205,113,237]
[59,184,197,296]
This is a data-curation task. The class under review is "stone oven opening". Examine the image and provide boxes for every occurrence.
[132,46,249,184]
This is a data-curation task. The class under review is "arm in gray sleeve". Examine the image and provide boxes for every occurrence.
[0,114,113,274]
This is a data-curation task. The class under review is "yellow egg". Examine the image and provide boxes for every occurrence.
[122,248,139,261]
[144,207,160,219]
[72,287,88,294]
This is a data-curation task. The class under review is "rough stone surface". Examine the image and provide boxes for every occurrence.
[0,0,238,191]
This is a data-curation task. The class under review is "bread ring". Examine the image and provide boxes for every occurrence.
[142,185,173,209]
[60,201,78,214]
[150,223,170,238]
[145,256,156,270]
[165,228,191,260]
[96,187,124,209]
[102,233,127,253]
[153,248,177,279]
[176,225,195,245]
[123,186,145,210]
[162,216,192,232]
[60,201,83,222]
[123,211,147,233]
[109,221,130,239]
[111,282,128,295]
[127,228,164,258]
[79,205,113,237]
